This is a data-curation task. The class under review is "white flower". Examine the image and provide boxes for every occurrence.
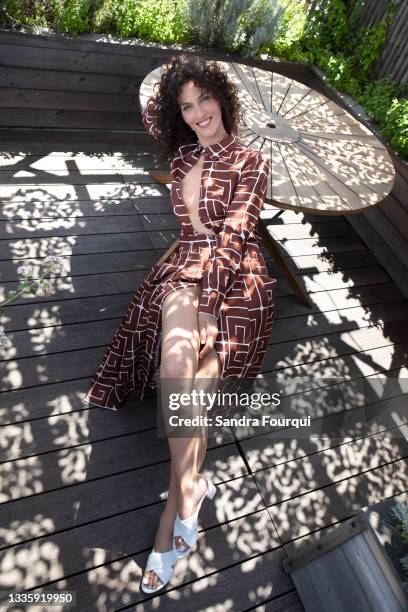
[44,254,58,263]
[17,265,33,277]
[43,254,63,275]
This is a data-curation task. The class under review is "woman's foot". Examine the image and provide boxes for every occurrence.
[142,508,176,591]
[174,474,209,554]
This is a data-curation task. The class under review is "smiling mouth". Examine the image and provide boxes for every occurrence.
[197,117,212,127]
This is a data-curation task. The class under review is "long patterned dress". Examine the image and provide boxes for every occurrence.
[83,97,277,410]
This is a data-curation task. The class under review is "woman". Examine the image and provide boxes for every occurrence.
[83,54,277,593]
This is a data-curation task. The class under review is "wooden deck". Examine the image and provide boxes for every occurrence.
[1,31,408,612]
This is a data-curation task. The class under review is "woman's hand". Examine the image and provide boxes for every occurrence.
[198,312,219,360]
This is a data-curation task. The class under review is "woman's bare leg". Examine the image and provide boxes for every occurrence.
[143,286,221,589]
[172,329,221,554]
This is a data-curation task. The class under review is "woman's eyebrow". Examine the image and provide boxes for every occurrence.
[180,92,209,107]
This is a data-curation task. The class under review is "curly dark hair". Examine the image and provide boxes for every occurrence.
[149,54,241,165]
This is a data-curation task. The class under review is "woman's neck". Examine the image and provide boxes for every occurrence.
[197,126,229,149]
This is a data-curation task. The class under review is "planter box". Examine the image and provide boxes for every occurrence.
[283,492,408,612]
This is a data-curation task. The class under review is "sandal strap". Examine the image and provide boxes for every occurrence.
[145,549,176,584]
[173,512,198,549]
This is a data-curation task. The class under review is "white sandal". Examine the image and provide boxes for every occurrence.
[173,474,216,559]
[140,548,177,594]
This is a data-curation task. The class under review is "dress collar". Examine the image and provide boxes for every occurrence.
[178,132,238,161]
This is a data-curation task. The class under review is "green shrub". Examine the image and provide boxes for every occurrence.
[381,98,408,158]
[316,50,361,99]
[357,77,407,125]
[0,0,55,28]
[53,0,91,36]
[111,0,190,43]
[237,0,286,56]
[390,501,408,592]
[185,0,253,50]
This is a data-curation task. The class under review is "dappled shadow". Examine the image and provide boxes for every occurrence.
[1,55,407,610]
[1,139,407,609]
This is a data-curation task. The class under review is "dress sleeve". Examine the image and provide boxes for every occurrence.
[141,95,161,141]
[198,151,270,320]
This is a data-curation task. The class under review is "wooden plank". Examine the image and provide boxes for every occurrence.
[0,285,405,424]
[0,250,157,282]
[0,230,365,260]
[271,72,294,115]
[392,170,408,213]
[0,31,313,75]
[262,319,408,372]
[0,169,128,184]
[267,457,408,547]
[240,367,408,470]
[254,411,408,508]
[0,141,113,154]
[295,141,392,210]
[346,211,408,300]
[277,81,315,119]
[0,230,154,259]
[0,31,176,59]
[0,271,396,360]
[0,181,167,202]
[0,215,145,240]
[150,231,368,254]
[0,167,155,187]
[2,283,400,351]
[0,376,145,424]
[0,247,377,284]
[378,194,408,239]
[360,205,408,273]
[0,198,169,221]
[275,282,404,319]
[284,93,344,122]
[0,153,162,172]
[0,264,391,315]
[270,299,408,345]
[0,128,111,144]
[0,428,244,491]
[0,467,263,551]
[0,66,141,94]
[2,314,407,393]
[0,88,136,113]
[0,107,140,130]
[270,140,302,208]
[263,345,408,402]
[283,266,390,294]
[268,220,355,240]
[300,132,393,181]
[0,507,286,610]
[0,129,151,147]
[0,42,161,76]
[252,591,304,611]
[283,487,408,560]
[0,400,156,465]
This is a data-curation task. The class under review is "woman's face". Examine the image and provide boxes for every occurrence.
[178,80,227,144]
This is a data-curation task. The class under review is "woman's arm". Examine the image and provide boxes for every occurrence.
[140,95,161,141]
[198,151,270,320]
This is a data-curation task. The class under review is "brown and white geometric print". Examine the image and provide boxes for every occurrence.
[82,96,277,410]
